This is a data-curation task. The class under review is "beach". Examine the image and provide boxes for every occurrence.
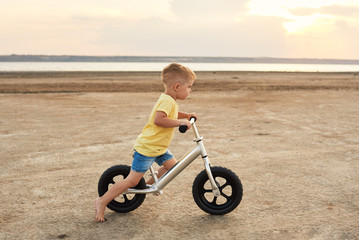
[0,71,358,239]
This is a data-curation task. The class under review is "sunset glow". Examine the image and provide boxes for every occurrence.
[283,14,335,35]
[0,0,358,59]
[247,0,354,35]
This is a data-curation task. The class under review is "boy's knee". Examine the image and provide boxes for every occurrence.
[125,172,143,187]
[124,178,139,188]
[164,158,177,170]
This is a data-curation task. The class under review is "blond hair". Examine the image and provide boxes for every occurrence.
[161,63,196,88]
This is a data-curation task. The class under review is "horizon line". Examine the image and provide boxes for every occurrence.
[1,55,359,64]
[1,54,359,61]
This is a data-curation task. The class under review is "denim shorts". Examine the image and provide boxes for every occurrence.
[131,150,174,173]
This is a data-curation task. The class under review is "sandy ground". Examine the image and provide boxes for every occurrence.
[0,71,358,240]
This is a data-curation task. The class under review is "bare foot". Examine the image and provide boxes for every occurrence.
[94,198,107,222]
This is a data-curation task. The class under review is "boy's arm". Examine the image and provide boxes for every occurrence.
[154,111,191,128]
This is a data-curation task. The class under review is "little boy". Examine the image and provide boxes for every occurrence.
[95,63,197,222]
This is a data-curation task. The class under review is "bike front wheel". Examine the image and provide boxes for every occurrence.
[192,166,243,215]
[98,165,146,213]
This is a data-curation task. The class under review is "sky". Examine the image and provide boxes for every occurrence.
[1,0,359,59]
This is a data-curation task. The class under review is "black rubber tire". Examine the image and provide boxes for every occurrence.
[192,166,243,215]
[98,165,146,213]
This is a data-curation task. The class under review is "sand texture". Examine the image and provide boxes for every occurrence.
[0,71,358,239]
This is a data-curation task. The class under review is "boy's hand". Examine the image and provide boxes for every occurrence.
[187,112,198,121]
[180,120,192,130]
[178,111,198,121]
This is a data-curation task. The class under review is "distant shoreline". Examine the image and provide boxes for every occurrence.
[1,55,359,65]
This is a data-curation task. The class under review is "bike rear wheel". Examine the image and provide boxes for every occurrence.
[192,166,243,215]
[98,165,146,213]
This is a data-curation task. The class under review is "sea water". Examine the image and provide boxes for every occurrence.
[0,62,358,72]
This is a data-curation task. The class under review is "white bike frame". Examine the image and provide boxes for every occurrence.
[125,118,220,196]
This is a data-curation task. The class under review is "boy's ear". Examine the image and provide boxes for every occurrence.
[173,83,180,91]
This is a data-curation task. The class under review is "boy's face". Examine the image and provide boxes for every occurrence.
[176,78,194,100]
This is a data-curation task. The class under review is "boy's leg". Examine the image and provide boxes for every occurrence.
[147,158,177,184]
[95,170,145,222]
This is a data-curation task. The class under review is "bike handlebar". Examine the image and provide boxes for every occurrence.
[179,117,197,133]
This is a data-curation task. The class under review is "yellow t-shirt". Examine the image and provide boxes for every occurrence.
[134,93,179,157]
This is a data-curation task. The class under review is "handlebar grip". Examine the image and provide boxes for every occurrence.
[189,117,197,123]
[179,125,188,133]
[179,117,197,133]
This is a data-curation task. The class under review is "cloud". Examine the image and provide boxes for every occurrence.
[289,5,359,17]
[93,0,254,56]
[170,0,248,20]
[95,14,286,57]
[283,14,359,59]
[284,27,359,59]
[288,7,318,16]
[320,5,359,17]
[0,0,358,58]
